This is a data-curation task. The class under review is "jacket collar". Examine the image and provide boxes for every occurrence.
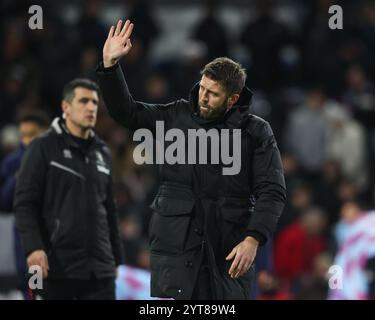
[188,82,253,129]
[51,117,103,150]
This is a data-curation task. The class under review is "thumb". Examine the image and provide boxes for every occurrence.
[123,39,132,55]
[226,247,237,260]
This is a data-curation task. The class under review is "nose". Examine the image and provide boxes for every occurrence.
[202,91,208,103]
[86,101,97,112]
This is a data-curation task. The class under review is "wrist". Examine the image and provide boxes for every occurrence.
[244,236,259,246]
[103,57,116,68]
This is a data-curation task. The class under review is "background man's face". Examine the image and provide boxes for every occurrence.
[19,121,46,146]
[64,87,99,130]
[198,75,229,120]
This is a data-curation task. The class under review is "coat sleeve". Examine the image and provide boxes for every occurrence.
[103,152,124,267]
[96,62,179,133]
[247,119,286,244]
[14,138,47,256]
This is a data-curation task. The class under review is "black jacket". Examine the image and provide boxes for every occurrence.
[14,118,123,279]
[97,62,286,299]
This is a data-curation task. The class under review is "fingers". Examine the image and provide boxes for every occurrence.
[39,254,49,279]
[109,19,133,41]
[234,258,251,278]
[107,25,114,39]
[114,20,123,36]
[226,247,236,261]
[227,245,253,278]
[123,22,134,40]
[27,250,49,279]
[229,255,241,277]
[120,20,130,37]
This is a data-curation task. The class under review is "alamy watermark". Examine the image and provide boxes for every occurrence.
[328,265,343,290]
[28,5,43,30]
[28,265,43,290]
[28,4,342,31]
[133,121,242,175]
[328,5,343,30]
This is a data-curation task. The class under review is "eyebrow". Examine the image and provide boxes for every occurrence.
[79,97,98,104]
[199,83,220,95]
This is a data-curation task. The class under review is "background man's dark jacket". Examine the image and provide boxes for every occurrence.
[14,118,123,279]
[97,63,286,299]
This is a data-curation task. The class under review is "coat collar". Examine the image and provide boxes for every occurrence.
[51,117,103,150]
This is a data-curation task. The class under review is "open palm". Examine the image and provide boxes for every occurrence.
[103,19,134,68]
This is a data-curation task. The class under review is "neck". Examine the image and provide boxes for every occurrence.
[65,118,90,139]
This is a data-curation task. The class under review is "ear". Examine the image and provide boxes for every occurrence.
[61,100,70,117]
[227,94,240,108]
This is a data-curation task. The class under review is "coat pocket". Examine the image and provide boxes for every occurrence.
[150,252,196,300]
[149,192,195,255]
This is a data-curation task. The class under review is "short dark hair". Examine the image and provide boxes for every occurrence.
[62,78,100,103]
[18,110,50,128]
[200,57,247,96]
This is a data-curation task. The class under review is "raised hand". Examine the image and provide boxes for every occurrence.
[103,19,134,68]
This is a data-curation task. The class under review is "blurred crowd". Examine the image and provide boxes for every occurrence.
[1,0,375,299]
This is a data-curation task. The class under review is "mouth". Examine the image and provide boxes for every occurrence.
[200,105,210,112]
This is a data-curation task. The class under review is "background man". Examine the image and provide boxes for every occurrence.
[14,79,123,300]
[0,111,50,299]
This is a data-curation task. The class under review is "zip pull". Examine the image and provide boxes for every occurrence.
[85,156,89,164]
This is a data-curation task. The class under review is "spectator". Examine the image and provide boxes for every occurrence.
[191,0,229,62]
[313,160,342,226]
[240,0,289,91]
[324,103,368,191]
[284,87,329,177]
[0,110,50,300]
[274,207,327,289]
[0,111,50,212]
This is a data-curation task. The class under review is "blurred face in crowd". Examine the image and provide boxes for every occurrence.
[346,65,366,91]
[198,75,239,120]
[340,201,361,223]
[307,90,325,111]
[19,121,46,146]
[62,87,99,135]
[282,153,298,176]
[301,209,327,236]
[291,186,312,211]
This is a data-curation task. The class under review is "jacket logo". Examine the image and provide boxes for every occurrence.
[63,149,72,159]
[95,151,104,164]
[97,165,110,175]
